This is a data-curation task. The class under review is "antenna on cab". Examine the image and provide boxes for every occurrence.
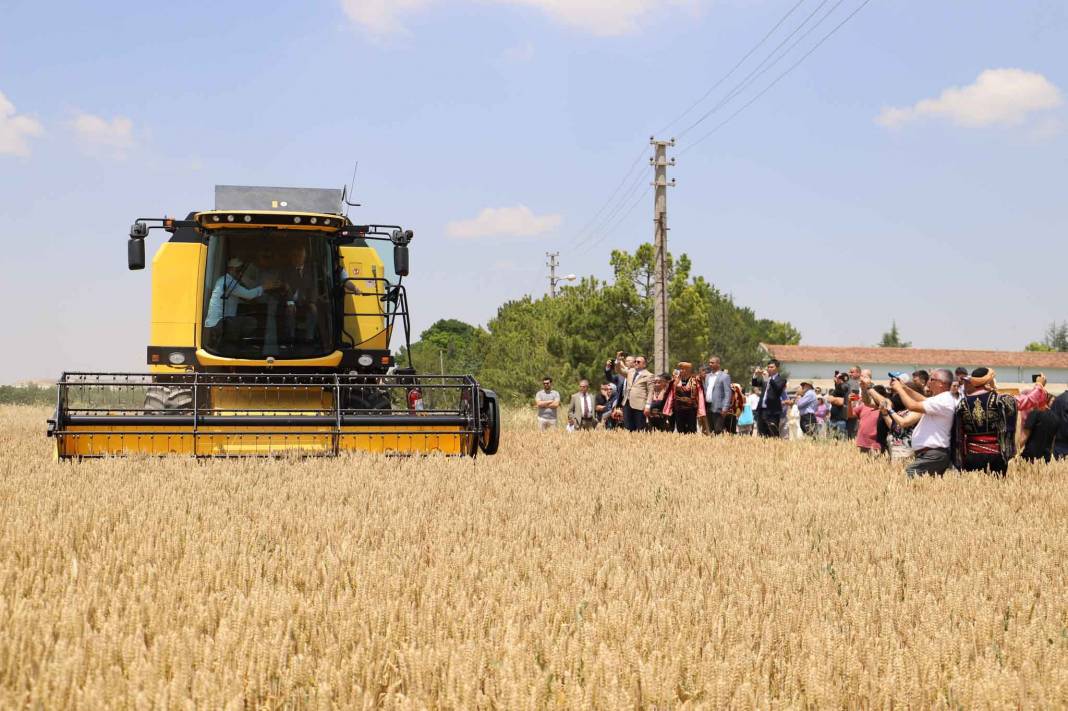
[342,162,361,215]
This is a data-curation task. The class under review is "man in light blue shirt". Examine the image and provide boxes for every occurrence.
[205,258,279,350]
[795,381,819,436]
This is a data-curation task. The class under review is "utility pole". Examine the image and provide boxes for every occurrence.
[650,137,676,376]
[546,251,576,297]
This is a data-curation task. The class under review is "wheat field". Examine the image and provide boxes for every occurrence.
[1,405,1067,709]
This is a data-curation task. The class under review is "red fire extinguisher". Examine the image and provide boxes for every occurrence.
[407,387,424,412]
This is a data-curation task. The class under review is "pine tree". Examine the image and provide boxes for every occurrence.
[878,321,911,348]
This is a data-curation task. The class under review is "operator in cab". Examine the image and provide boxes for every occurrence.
[205,257,280,349]
[279,244,322,345]
[241,248,285,356]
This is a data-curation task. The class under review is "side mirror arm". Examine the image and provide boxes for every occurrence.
[127,217,176,270]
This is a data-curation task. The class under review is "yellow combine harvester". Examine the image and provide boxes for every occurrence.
[48,185,500,458]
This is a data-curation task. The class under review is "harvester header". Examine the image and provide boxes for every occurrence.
[48,184,500,458]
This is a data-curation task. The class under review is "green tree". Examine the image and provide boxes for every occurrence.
[1045,322,1068,352]
[396,319,486,375]
[0,385,55,405]
[1023,322,1068,352]
[478,295,577,402]
[405,244,800,403]
[878,321,912,348]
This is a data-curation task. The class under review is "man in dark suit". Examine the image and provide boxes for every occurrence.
[280,243,323,345]
[754,359,787,438]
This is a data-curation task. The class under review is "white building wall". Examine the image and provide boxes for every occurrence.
[781,361,1068,391]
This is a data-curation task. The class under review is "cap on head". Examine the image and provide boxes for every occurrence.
[227,257,244,269]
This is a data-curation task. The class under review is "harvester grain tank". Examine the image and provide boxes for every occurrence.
[47,185,500,457]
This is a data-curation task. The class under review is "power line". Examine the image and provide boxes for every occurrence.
[568,145,648,250]
[677,0,839,139]
[575,166,648,252]
[702,0,850,125]
[570,1,820,254]
[679,0,874,157]
[655,0,809,136]
[580,185,652,255]
[565,0,873,261]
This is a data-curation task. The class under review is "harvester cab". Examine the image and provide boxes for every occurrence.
[48,185,501,458]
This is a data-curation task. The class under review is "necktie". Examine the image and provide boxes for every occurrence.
[583,395,589,418]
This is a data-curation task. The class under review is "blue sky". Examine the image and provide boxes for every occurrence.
[1,0,1066,380]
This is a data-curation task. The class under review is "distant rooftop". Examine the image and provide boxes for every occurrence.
[762,344,1068,370]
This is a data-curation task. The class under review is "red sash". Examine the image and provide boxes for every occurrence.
[965,434,999,456]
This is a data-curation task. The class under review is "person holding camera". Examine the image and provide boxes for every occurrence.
[868,380,922,462]
[753,359,787,438]
[891,369,956,477]
[605,353,631,406]
[795,381,819,436]
[1020,391,1058,462]
[615,353,654,432]
[826,371,851,439]
[852,381,887,454]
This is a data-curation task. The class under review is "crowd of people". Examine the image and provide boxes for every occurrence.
[534,353,1068,477]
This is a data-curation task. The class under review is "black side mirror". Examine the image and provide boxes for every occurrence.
[128,239,145,270]
[390,229,413,277]
[394,244,409,277]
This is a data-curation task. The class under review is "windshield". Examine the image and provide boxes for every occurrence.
[202,231,337,359]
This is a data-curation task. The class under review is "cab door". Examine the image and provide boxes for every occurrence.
[338,245,389,350]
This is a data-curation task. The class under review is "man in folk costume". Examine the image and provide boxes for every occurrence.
[664,361,706,434]
[953,367,1017,476]
[727,381,746,434]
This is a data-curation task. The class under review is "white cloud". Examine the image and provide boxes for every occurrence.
[501,0,695,36]
[446,204,562,239]
[341,0,695,37]
[0,90,44,157]
[502,40,535,63]
[69,112,136,159]
[877,69,1064,129]
[340,0,431,35]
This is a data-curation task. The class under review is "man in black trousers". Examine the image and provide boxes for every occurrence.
[753,359,787,438]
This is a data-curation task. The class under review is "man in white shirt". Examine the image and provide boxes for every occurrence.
[205,258,279,349]
[704,356,732,434]
[891,368,956,478]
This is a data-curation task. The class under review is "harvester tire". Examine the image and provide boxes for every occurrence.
[478,389,500,455]
[346,387,392,412]
[144,385,194,412]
